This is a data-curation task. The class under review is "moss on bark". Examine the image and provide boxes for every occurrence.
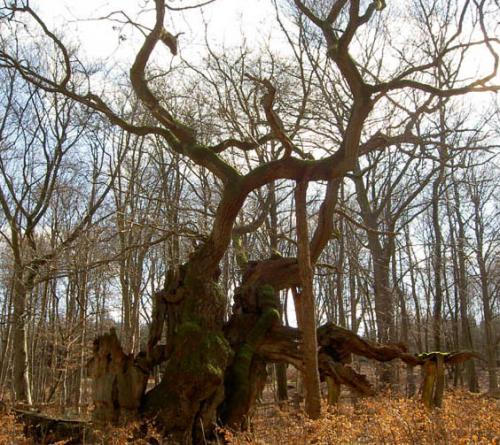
[141,269,232,443]
[222,284,279,427]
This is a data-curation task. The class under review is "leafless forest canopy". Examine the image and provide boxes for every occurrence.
[0,0,499,443]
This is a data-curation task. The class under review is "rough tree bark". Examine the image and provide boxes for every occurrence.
[141,263,233,443]
[87,328,148,422]
[418,351,479,408]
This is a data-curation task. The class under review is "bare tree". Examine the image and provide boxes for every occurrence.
[468,166,499,392]
[0,65,121,403]
[0,0,498,441]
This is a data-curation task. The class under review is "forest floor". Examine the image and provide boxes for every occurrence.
[228,390,500,444]
[1,390,499,444]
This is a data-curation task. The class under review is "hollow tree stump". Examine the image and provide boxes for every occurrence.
[326,376,341,405]
[421,359,437,409]
[418,351,480,408]
[87,328,148,422]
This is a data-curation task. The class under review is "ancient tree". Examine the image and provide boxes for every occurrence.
[1,0,498,443]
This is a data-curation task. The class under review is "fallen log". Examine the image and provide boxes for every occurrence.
[13,408,93,444]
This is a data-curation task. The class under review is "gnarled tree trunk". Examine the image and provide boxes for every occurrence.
[142,263,232,443]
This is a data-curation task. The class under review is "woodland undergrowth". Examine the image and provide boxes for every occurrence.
[1,391,498,444]
[227,390,500,445]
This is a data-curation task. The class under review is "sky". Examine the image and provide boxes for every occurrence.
[33,0,283,65]
[30,0,499,118]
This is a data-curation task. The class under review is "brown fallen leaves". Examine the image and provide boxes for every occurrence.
[0,412,31,445]
[1,390,498,444]
[229,391,500,445]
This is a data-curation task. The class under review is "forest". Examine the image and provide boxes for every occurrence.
[0,0,499,444]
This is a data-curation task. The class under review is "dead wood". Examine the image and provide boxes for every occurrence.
[13,408,93,444]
